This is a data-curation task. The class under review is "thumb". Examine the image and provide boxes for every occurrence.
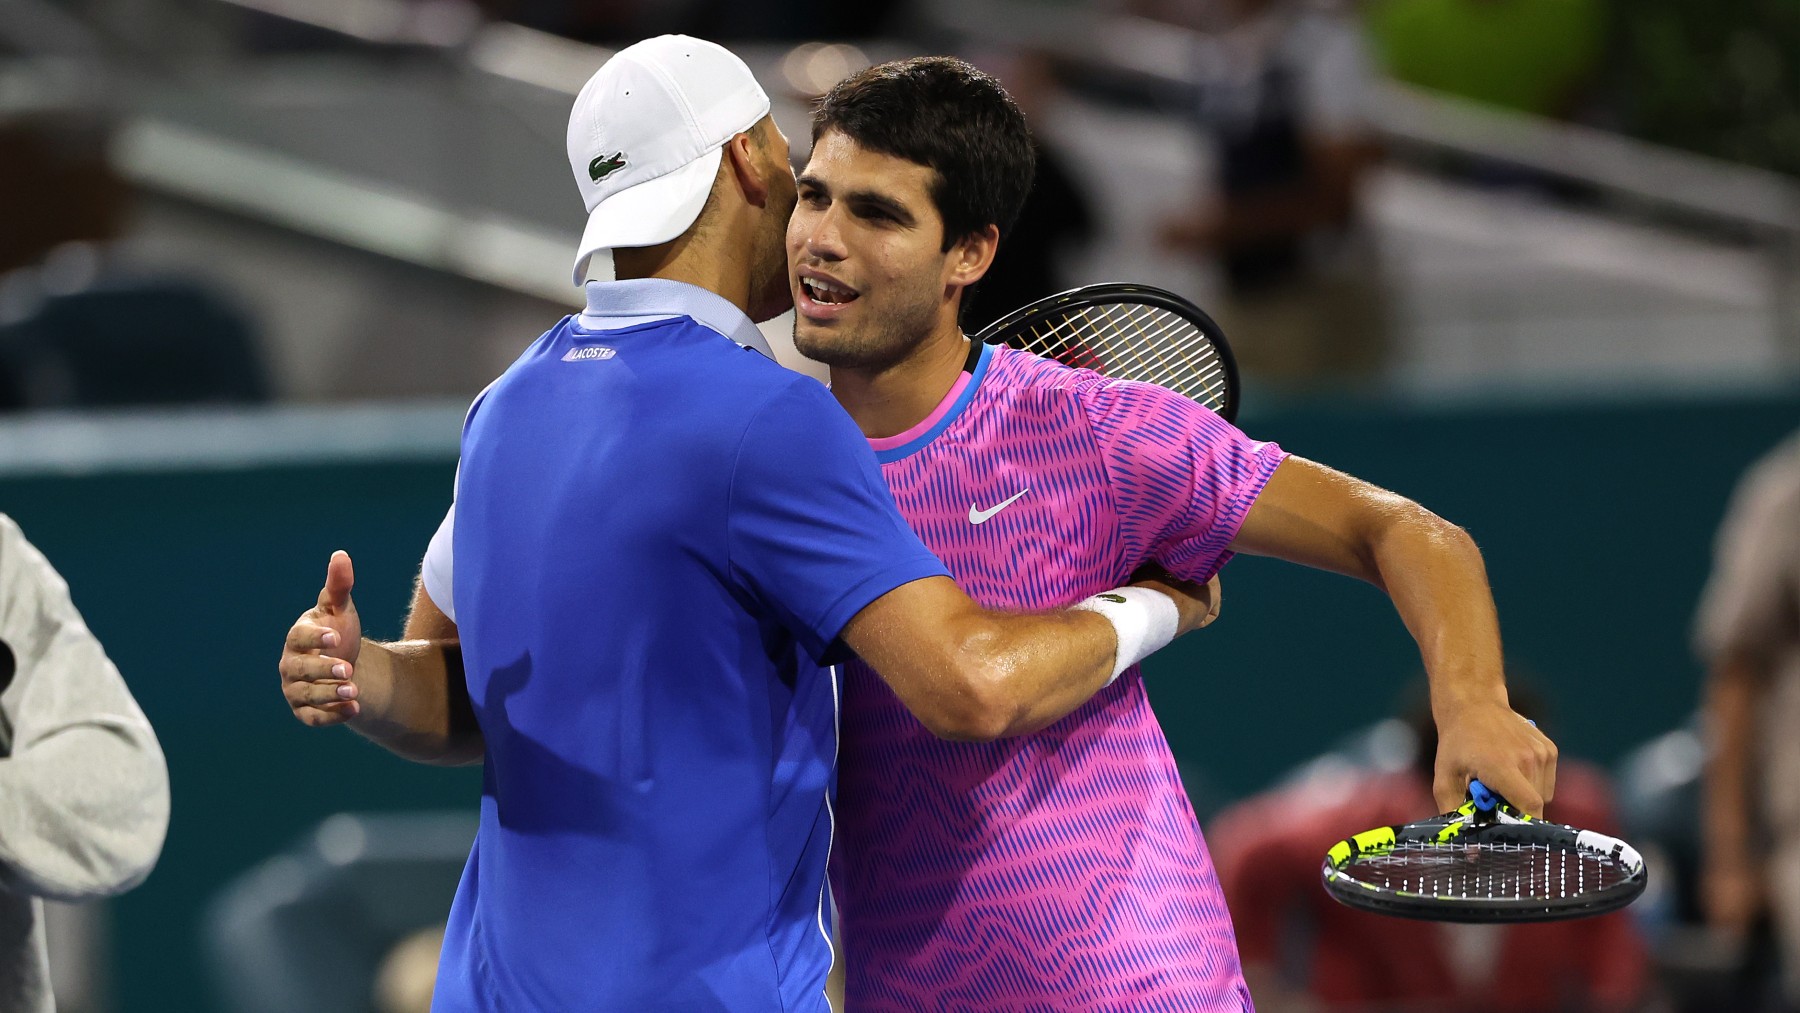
[319,550,356,613]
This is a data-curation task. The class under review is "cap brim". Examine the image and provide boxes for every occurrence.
[572,146,724,286]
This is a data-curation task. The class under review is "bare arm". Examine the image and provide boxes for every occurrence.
[840,572,1219,742]
[1228,457,1556,813]
[1702,650,1766,934]
[278,551,483,766]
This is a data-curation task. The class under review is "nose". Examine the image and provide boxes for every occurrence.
[800,203,847,263]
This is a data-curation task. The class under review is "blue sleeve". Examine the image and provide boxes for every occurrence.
[728,378,949,664]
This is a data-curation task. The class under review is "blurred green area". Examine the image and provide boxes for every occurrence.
[1610,0,1800,177]
[1366,0,1800,177]
[1365,0,1607,117]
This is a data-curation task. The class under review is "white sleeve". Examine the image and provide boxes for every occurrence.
[0,515,170,900]
[421,503,456,624]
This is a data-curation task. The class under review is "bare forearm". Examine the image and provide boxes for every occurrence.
[845,574,1213,742]
[945,610,1116,739]
[1236,462,1506,712]
[1369,511,1509,718]
[1704,655,1761,858]
[351,638,483,765]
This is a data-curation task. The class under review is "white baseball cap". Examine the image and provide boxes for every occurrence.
[566,35,772,285]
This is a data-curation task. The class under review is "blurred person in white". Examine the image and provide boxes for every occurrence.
[1155,0,1388,385]
[0,514,169,1012]
[1696,429,1800,1010]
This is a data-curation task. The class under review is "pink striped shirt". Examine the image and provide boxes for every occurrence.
[834,341,1284,1011]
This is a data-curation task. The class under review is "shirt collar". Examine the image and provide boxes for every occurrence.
[579,278,774,359]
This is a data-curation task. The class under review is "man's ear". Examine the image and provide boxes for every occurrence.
[946,224,1000,290]
[723,133,770,208]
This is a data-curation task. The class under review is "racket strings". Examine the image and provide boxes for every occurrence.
[1341,840,1633,901]
[1015,302,1230,414]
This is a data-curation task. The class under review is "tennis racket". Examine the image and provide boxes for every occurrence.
[973,283,1240,423]
[1321,778,1648,923]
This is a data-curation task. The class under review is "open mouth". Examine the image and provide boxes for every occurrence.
[800,276,859,305]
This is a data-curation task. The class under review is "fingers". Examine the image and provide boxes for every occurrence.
[280,649,353,686]
[285,620,347,655]
[318,549,356,613]
[293,701,360,727]
[285,556,362,728]
[1201,577,1222,628]
[1432,707,1559,816]
[284,671,358,709]
[279,645,360,725]
[1433,752,1555,817]
[1478,769,1545,819]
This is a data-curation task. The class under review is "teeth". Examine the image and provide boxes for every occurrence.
[803,277,855,304]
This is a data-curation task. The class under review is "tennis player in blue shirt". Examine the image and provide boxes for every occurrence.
[276,36,1220,1011]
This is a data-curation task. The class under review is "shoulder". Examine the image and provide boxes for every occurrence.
[982,345,1236,447]
[1739,432,1800,508]
[0,514,53,592]
[1717,431,1800,547]
[732,372,862,467]
[983,343,1107,395]
[979,344,1134,423]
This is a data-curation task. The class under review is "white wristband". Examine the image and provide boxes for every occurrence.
[1072,586,1181,685]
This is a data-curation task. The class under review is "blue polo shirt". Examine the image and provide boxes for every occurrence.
[427,279,947,1011]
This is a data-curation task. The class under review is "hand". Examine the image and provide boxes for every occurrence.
[1130,566,1223,634]
[1703,852,1766,937]
[278,550,363,727]
[1431,701,1557,815]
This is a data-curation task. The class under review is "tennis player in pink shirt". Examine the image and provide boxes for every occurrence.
[789,57,1558,1011]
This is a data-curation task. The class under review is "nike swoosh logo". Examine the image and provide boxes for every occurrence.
[969,487,1030,525]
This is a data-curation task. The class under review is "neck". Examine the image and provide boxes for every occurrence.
[829,311,971,439]
[611,220,756,318]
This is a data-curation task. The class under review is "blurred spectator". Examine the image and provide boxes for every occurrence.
[0,116,129,278]
[373,924,445,1013]
[0,514,170,1013]
[1695,429,1800,1011]
[963,52,1098,333]
[1157,0,1388,385]
[205,812,474,1013]
[0,267,268,412]
[1207,697,1650,1013]
[1361,0,1605,118]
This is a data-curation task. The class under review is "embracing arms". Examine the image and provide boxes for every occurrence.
[1230,456,1557,814]
[843,572,1219,742]
[278,551,1219,756]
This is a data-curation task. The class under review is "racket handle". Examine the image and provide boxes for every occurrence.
[1468,779,1499,812]
[1466,720,1535,813]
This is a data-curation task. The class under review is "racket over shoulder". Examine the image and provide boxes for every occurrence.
[973,283,1241,423]
[1320,795,1648,923]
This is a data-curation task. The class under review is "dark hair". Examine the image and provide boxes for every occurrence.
[811,57,1036,252]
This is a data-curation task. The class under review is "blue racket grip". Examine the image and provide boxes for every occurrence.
[1468,779,1499,812]
[1467,720,1536,813]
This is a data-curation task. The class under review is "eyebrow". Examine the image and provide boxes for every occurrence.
[796,173,917,226]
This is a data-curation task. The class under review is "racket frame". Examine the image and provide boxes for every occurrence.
[1320,800,1648,923]
[972,283,1242,424]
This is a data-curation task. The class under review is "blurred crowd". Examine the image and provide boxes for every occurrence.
[5,0,1798,407]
